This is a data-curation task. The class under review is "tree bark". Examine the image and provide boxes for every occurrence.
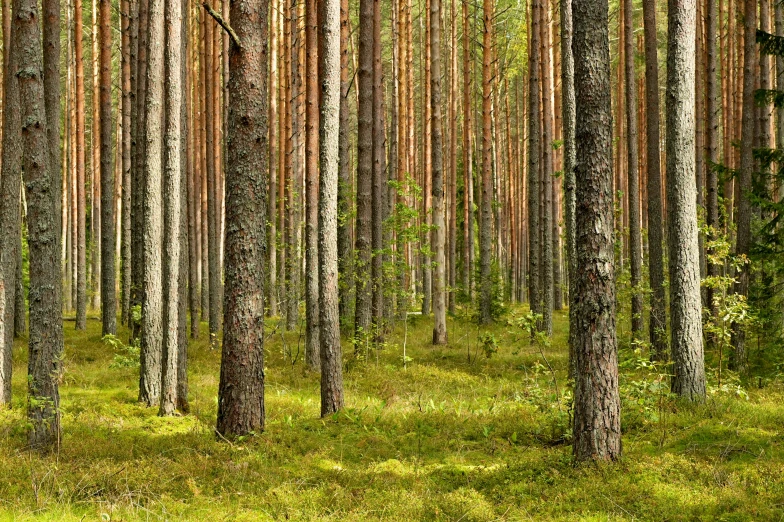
[75,0,87,330]
[478,0,493,325]
[16,0,64,449]
[371,0,385,332]
[540,4,553,336]
[100,0,116,335]
[121,0,132,327]
[705,0,719,318]
[217,0,268,438]
[462,0,473,301]
[139,0,165,406]
[337,0,353,325]
[318,0,344,415]
[572,0,621,460]
[160,0,182,416]
[431,0,446,344]
[643,0,667,360]
[527,0,540,319]
[666,0,706,398]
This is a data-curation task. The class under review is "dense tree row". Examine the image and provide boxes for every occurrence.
[0,0,780,461]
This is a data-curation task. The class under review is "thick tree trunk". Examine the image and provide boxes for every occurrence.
[643,0,667,361]
[666,0,706,398]
[572,0,621,460]
[431,0,446,344]
[625,0,642,339]
[318,0,344,415]
[478,0,493,325]
[139,0,165,406]
[355,0,373,345]
[160,0,182,416]
[16,0,64,449]
[100,0,116,335]
[305,0,320,369]
[731,0,757,374]
[43,0,61,293]
[217,0,268,438]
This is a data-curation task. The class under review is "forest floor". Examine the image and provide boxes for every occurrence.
[0,307,782,520]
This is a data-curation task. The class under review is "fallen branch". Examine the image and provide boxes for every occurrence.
[202,2,241,48]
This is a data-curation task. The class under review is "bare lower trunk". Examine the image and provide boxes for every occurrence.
[431,0,446,344]
[100,0,116,336]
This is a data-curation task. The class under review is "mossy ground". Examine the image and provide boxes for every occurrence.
[0,309,782,520]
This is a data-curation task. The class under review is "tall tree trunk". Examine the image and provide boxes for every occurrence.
[540,4,553,336]
[337,0,353,324]
[139,0,165,406]
[285,0,302,332]
[355,0,373,345]
[371,0,385,332]
[216,0,268,438]
[91,0,101,313]
[527,0,540,318]
[17,0,64,449]
[177,0,189,412]
[0,1,21,405]
[431,0,446,343]
[461,0,473,301]
[100,0,116,335]
[478,0,493,324]
[305,0,320,369]
[643,0,667,360]
[75,0,87,330]
[160,0,182,416]
[625,0,642,339]
[731,0,757,374]
[447,0,457,313]
[205,10,221,342]
[267,0,278,317]
[43,0,61,302]
[121,0,132,327]
[667,0,706,398]
[572,0,621,460]
[561,0,576,379]
[318,0,344,415]
[705,0,719,318]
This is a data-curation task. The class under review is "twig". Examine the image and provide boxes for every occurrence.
[202,2,241,48]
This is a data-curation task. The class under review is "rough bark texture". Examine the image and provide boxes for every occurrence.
[478,0,493,324]
[371,0,385,332]
[176,0,189,412]
[527,0,540,318]
[431,0,446,344]
[572,0,621,461]
[121,0,132,327]
[75,0,87,330]
[337,0,353,325]
[462,0,473,300]
[139,0,164,406]
[16,0,63,449]
[160,0,182,416]
[100,0,116,336]
[705,0,719,318]
[304,0,320,370]
[560,0,576,379]
[355,0,373,343]
[216,0,268,438]
[540,7,554,336]
[666,0,706,399]
[205,9,220,341]
[318,0,344,415]
[625,0,642,340]
[43,0,60,288]
[643,0,667,360]
[0,9,21,406]
[731,0,756,374]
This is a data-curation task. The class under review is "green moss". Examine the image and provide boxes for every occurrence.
[0,311,782,520]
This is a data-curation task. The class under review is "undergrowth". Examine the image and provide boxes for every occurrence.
[0,310,781,520]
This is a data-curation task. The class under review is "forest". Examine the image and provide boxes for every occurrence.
[0,0,782,517]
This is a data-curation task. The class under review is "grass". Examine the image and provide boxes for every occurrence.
[0,307,782,520]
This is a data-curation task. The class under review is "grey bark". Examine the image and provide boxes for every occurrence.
[478,0,493,324]
[571,0,621,461]
[666,0,706,399]
[100,0,116,336]
[705,0,719,317]
[337,0,353,325]
[305,0,320,370]
[318,0,345,415]
[431,0,446,344]
[139,0,164,406]
[216,0,268,438]
[527,0,540,318]
[540,6,553,336]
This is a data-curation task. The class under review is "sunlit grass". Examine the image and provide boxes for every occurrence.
[0,308,781,520]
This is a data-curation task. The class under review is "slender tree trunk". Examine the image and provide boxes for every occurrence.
[572,0,621,460]
[527,0,541,318]
[177,0,189,412]
[643,0,667,360]
[355,0,373,344]
[121,0,132,327]
[667,0,706,398]
[216,0,268,438]
[625,0,642,339]
[205,10,220,341]
[100,0,116,335]
[91,0,101,313]
[268,0,278,317]
[0,4,21,405]
[371,0,385,333]
[285,0,302,332]
[337,0,353,324]
[75,0,87,330]
[160,0,182,416]
[731,0,757,374]
[705,0,719,318]
[447,0,457,313]
[461,0,473,301]
[305,0,320,369]
[17,0,63,449]
[431,0,446,343]
[540,5,553,336]
[478,0,493,324]
[139,0,165,406]
[561,0,577,379]
[43,0,61,300]
[318,0,344,415]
